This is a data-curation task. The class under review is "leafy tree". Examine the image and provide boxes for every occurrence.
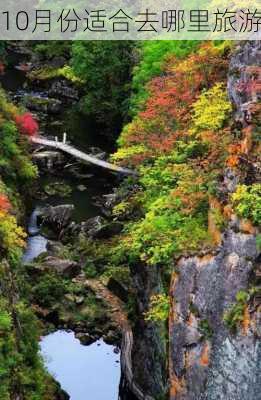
[72,41,135,135]
[232,184,261,225]
[129,40,199,115]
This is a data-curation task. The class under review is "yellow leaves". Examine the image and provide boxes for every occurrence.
[28,65,83,84]
[231,184,261,226]
[144,294,170,322]
[0,89,19,120]
[111,145,147,162]
[0,212,27,253]
[112,201,129,217]
[192,83,232,132]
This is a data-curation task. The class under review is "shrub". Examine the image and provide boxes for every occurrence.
[32,273,67,307]
[130,41,199,115]
[145,294,170,322]
[231,184,261,225]
[114,43,229,168]
[0,211,26,261]
[15,112,39,136]
[223,290,249,331]
[192,83,232,131]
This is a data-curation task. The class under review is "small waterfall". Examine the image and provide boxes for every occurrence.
[28,207,41,236]
[22,207,47,263]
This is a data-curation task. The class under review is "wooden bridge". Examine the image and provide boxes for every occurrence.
[31,136,137,176]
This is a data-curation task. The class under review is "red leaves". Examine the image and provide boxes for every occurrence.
[0,194,11,212]
[118,43,229,167]
[15,112,39,136]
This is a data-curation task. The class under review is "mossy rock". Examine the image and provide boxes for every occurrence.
[44,182,72,197]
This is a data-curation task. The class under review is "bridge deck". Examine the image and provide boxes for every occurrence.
[31,136,137,176]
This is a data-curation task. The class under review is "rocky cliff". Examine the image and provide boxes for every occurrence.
[168,41,260,400]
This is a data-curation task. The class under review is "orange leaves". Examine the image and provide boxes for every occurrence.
[0,194,11,213]
[227,155,240,168]
[226,143,241,168]
[200,343,210,366]
[117,43,229,168]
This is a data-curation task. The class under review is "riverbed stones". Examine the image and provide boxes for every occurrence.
[48,80,79,101]
[38,204,74,237]
[32,150,66,171]
[44,182,73,197]
[79,216,123,239]
[23,94,62,114]
[38,256,80,278]
[75,332,97,346]
[77,184,87,192]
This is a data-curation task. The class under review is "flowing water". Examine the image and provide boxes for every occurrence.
[1,49,123,400]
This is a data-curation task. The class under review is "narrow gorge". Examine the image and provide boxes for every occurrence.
[0,39,260,400]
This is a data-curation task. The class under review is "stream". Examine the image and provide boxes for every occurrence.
[1,49,124,400]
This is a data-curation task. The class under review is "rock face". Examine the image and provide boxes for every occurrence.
[228,41,261,124]
[74,216,123,239]
[130,263,168,398]
[23,95,62,114]
[169,231,260,400]
[168,40,261,400]
[48,80,79,102]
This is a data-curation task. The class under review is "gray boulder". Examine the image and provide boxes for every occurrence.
[80,216,123,239]
[38,256,80,278]
[38,204,74,237]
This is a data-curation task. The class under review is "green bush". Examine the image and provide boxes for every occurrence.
[223,290,249,331]
[32,274,67,307]
[145,294,170,322]
[72,41,135,131]
[232,184,261,225]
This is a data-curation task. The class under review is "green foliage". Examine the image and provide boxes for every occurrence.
[223,290,249,331]
[32,41,71,59]
[32,273,68,307]
[84,261,98,278]
[199,319,213,339]
[0,296,56,400]
[256,234,261,251]
[210,208,226,230]
[0,41,6,57]
[28,65,82,84]
[72,41,135,131]
[0,88,56,399]
[145,294,170,322]
[130,41,199,115]
[0,212,26,262]
[128,211,209,265]
[192,83,232,132]
[122,162,210,265]
[232,184,261,225]
[112,42,235,267]
[0,90,38,185]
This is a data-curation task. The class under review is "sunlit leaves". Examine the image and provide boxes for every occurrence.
[192,83,232,131]
[232,184,261,225]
